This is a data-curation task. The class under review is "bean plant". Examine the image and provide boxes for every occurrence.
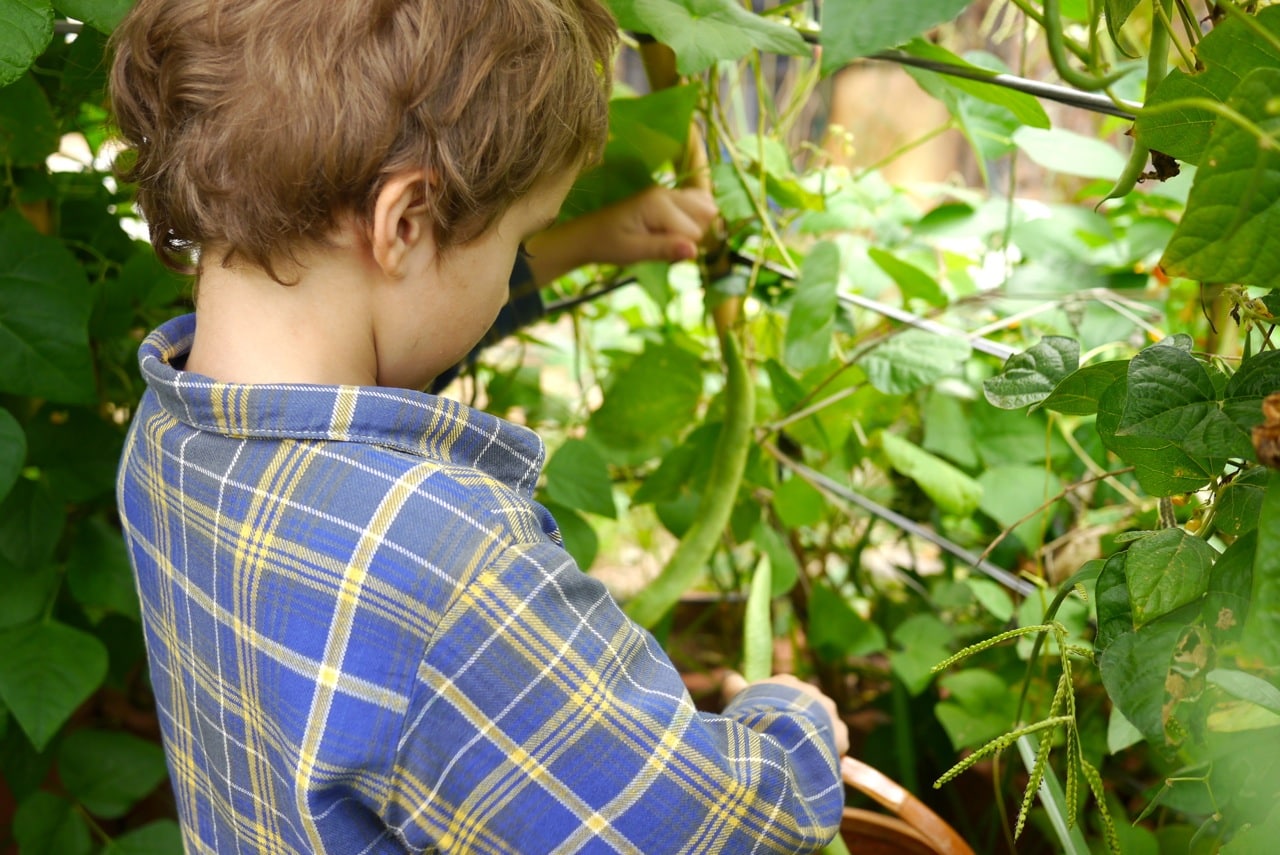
[1,1,1277,853]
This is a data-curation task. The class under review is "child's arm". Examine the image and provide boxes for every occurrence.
[391,539,845,854]
[522,185,718,284]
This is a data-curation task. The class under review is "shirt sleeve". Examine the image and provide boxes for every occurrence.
[385,539,844,854]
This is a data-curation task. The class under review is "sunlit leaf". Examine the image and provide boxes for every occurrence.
[820,0,971,74]
[609,0,807,75]
[881,431,983,517]
[983,336,1079,410]
[1123,528,1217,627]
[1136,7,1280,164]
[1161,68,1280,289]
[784,241,841,371]
[544,439,617,519]
[862,330,971,395]
[0,0,53,88]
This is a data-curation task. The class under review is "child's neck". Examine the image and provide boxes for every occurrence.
[185,249,380,387]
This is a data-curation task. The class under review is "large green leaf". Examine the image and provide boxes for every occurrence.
[0,556,58,629]
[0,477,66,572]
[26,406,125,502]
[0,72,58,166]
[587,343,704,465]
[1243,471,1280,666]
[0,0,53,88]
[983,336,1079,410]
[881,431,983,517]
[807,582,886,661]
[0,406,23,501]
[1216,466,1268,538]
[902,40,1050,130]
[906,60,1021,185]
[1103,0,1142,50]
[1039,360,1128,416]
[1136,7,1280,165]
[541,500,599,572]
[935,669,1019,749]
[58,729,169,819]
[0,210,96,403]
[784,240,840,371]
[0,621,108,750]
[820,0,973,74]
[1203,530,1254,644]
[861,330,971,395]
[543,439,617,519]
[977,464,1063,552]
[1012,126,1129,181]
[101,821,185,855]
[1124,528,1218,627]
[51,0,132,33]
[1099,620,1183,741]
[1161,68,1280,290]
[868,247,946,308]
[12,791,92,855]
[66,517,141,622]
[608,0,807,75]
[1097,374,1217,496]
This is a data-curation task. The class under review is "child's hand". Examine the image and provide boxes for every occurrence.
[723,671,850,758]
[523,186,718,285]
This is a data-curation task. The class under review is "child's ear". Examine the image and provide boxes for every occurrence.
[370,170,432,277]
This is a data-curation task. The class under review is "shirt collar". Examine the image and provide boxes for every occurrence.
[137,314,546,495]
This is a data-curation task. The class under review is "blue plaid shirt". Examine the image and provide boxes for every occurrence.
[117,314,843,854]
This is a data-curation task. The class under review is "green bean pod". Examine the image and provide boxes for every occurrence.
[1100,0,1173,203]
[626,330,755,629]
[1044,0,1132,91]
[740,557,774,683]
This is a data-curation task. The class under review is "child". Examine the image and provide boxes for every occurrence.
[111,1,848,852]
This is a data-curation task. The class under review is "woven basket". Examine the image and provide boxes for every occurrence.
[838,756,974,855]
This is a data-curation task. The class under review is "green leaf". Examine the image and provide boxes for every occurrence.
[1243,471,1280,666]
[1160,67,1280,289]
[1012,126,1129,181]
[543,501,599,572]
[101,821,185,855]
[0,72,58,165]
[609,0,807,75]
[0,621,108,750]
[1104,0,1142,49]
[983,336,1079,410]
[606,85,700,175]
[58,729,169,819]
[1099,620,1183,741]
[13,792,92,855]
[1117,340,1252,462]
[906,60,1021,185]
[1216,466,1268,538]
[1095,553,1132,653]
[0,556,58,629]
[754,522,799,597]
[888,613,953,696]
[1136,7,1280,164]
[1097,373,1218,496]
[881,431,983,517]
[966,577,1015,622]
[1040,360,1128,416]
[1124,528,1217,628]
[784,241,840,372]
[1207,669,1280,716]
[772,474,827,529]
[807,583,886,661]
[862,330,971,395]
[1222,350,1280,444]
[922,391,979,469]
[0,0,53,88]
[868,247,946,308]
[935,669,1019,749]
[1203,530,1254,644]
[820,0,972,74]
[51,0,132,33]
[0,477,66,571]
[26,406,125,502]
[0,209,96,403]
[902,40,1050,129]
[66,517,141,622]
[0,406,23,500]
[587,343,704,465]
[543,439,617,519]
[978,465,1063,552]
